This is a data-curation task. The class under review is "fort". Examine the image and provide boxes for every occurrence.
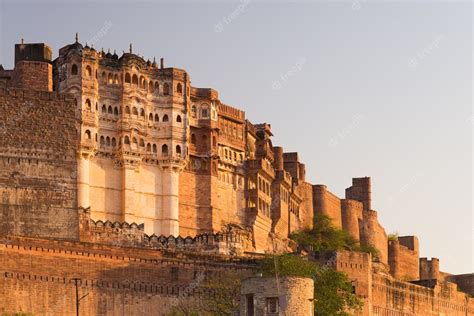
[0,38,472,315]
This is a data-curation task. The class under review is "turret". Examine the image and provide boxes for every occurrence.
[345,177,372,211]
[420,257,440,280]
[10,42,53,91]
[272,146,284,171]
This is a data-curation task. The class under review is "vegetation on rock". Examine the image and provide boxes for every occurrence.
[291,214,380,260]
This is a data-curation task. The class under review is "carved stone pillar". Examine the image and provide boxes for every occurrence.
[77,153,91,209]
[161,166,180,237]
[121,158,138,224]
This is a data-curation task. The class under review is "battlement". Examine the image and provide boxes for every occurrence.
[218,103,245,122]
[363,209,378,219]
[398,235,419,252]
[190,87,218,100]
[420,257,440,280]
[0,87,74,101]
[283,152,299,162]
[15,43,52,65]
[341,198,364,210]
[79,208,254,256]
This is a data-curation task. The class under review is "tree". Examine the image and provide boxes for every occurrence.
[291,214,379,260]
[260,254,363,316]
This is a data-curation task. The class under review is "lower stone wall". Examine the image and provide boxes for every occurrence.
[1,272,180,316]
[332,250,474,316]
[372,274,474,315]
[0,237,255,316]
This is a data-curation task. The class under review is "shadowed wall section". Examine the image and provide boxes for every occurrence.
[0,88,78,240]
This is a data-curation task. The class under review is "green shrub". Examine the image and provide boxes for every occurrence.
[259,254,363,315]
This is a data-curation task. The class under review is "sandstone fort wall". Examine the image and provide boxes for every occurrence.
[0,88,78,240]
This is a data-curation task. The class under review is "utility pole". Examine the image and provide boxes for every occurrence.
[72,278,89,316]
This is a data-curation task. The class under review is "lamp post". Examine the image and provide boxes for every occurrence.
[71,278,89,316]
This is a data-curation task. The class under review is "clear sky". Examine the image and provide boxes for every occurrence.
[0,0,471,274]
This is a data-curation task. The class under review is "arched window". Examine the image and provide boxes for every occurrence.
[140,76,146,89]
[149,81,154,93]
[85,130,91,139]
[125,106,130,114]
[86,66,92,77]
[177,83,183,95]
[71,64,78,75]
[191,134,196,144]
[163,83,170,95]
[85,99,92,110]
[86,65,92,77]
[163,114,169,122]
[162,144,169,156]
[102,104,107,113]
[201,107,209,118]
[140,108,145,117]
[152,144,157,153]
[106,137,110,146]
[124,136,130,144]
[114,74,119,84]
[100,136,105,146]
[102,72,107,82]
[125,73,131,83]
[139,139,145,147]
[176,145,181,155]
[149,113,153,121]
[132,74,138,86]
[114,107,119,116]
[176,115,182,123]
[108,106,113,114]
[154,82,159,94]
[132,107,138,115]
[191,105,197,118]
[132,137,138,145]
[146,143,151,152]
[111,138,116,147]
[108,73,113,84]
[154,114,159,122]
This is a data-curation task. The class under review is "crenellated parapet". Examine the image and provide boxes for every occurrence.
[79,208,254,255]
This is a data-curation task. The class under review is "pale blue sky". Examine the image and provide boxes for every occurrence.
[0,0,471,274]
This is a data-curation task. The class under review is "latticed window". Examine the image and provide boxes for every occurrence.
[266,297,279,314]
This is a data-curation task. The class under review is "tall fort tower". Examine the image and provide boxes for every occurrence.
[54,37,189,236]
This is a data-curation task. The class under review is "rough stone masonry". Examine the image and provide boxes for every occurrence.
[0,39,472,315]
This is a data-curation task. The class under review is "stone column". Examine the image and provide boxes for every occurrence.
[122,162,137,224]
[161,166,180,236]
[77,154,90,209]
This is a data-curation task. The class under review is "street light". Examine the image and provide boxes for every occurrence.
[71,278,89,316]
